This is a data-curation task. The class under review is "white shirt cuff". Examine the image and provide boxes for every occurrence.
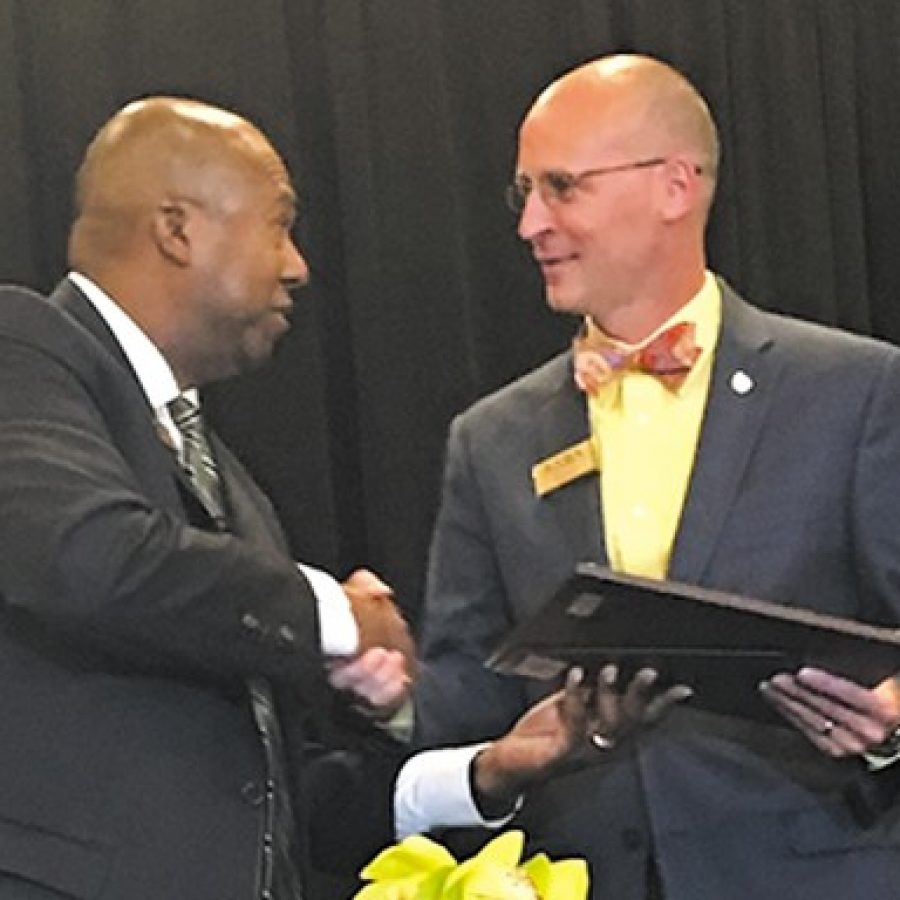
[394,743,519,839]
[297,563,359,657]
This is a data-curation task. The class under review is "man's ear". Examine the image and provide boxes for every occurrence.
[152,199,194,266]
[659,157,699,222]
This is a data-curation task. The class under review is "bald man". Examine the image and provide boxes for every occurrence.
[0,93,673,900]
[408,55,900,899]
[0,97,425,900]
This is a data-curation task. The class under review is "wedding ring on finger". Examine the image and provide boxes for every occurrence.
[818,719,836,737]
[591,732,616,751]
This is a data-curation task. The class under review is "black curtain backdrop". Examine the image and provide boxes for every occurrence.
[2,0,900,627]
[4,2,900,896]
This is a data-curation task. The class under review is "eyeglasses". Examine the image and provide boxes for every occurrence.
[506,157,700,213]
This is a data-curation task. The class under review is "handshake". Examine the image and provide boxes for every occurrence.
[328,568,416,720]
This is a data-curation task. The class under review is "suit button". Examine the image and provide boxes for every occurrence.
[241,780,265,806]
[241,612,264,634]
[277,624,296,646]
[621,828,644,852]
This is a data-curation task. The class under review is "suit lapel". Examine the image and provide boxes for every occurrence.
[213,436,291,552]
[533,357,608,567]
[50,278,221,525]
[51,278,141,379]
[668,281,782,583]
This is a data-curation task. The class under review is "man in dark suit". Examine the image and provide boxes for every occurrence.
[0,93,678,900]
[0,96,425,900]
[408,54,900,899]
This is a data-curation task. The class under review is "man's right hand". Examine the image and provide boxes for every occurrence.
[334,569,416,719]
[341,568,415,665]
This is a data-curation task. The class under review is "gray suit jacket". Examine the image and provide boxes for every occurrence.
[416,281,900,900]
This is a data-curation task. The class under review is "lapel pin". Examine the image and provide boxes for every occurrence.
[730,369,754,395]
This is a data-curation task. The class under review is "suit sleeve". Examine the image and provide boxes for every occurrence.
[0,312,326,692]
[414,413,530,748]
[839,348,900,813]
[849,349,900,625]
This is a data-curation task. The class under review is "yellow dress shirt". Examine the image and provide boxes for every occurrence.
[587,272,721,579]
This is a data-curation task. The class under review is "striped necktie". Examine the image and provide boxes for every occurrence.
[167,394,305,899]
[167,395,229,529]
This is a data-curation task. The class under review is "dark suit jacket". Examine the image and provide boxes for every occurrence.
[416,281,900,900]
[0,280,397,899]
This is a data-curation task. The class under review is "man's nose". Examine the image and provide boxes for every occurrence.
[516,189,554,243]
[282,237,310,289]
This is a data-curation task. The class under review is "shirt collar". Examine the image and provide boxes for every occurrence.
[67,272,194,414]
[584,270,721,359]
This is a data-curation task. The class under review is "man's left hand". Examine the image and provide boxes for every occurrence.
[761,668,900,757]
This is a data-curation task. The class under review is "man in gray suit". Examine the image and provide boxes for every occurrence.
[408,54,900,899]
[0,93,675,900]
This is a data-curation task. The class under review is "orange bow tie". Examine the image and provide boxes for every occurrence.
[573,320,701,394]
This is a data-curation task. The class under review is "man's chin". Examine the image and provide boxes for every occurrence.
[545,288,586,317]
[241,341,279,372]
[244,323,290,366]
[216,341,277,382]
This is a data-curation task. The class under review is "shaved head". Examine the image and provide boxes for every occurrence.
[68,96,295,272]
[515,54,718,337]
[66,96,307,388]
[527,54,719,204]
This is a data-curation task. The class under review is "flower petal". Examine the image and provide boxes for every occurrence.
[520,853,552,895]
[458,862,539,899]
[360,834,457,881]
[542,859,590,900]
[471,830,525,868]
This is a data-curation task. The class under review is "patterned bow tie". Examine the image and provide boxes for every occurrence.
[573,320,701,394]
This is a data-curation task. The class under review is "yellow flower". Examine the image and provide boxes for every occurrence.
[356,834,457,899]
[354,831,589,900]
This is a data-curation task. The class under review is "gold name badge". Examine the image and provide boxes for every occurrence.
[531,439,599,497]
